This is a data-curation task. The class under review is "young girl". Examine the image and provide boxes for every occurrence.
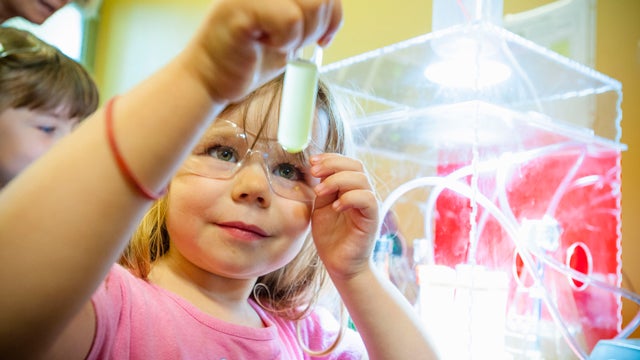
[0,1,437,359]
[0,26,99,188]
[96,75,374,359]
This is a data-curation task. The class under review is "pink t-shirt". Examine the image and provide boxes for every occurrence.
[88,264,366,359]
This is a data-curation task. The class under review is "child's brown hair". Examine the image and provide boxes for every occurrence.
[0,27,99,119]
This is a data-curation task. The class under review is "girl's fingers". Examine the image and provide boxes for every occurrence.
[310,153,365,179]
[295,0,341,47]
[249,0,304,50]
[311,154,373,208]
[313,171,376,218]
[331,189,378,219]
[314,171,370,198]
[318,0,343,46]
[198,0,343,103]
[252,0,342,50]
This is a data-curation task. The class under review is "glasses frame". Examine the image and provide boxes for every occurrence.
[182,119,321,203]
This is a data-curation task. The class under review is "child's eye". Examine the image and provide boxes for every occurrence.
[273,163,305,182]
[37,126,56,134]
[207,145,238,163]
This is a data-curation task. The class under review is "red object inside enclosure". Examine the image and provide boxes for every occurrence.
[433,146,621,352]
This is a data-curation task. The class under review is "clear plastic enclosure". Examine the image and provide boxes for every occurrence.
[321,0,628,358]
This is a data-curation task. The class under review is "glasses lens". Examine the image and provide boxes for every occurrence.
[183,120,318,202]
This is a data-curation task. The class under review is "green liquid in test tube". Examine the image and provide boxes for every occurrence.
[278,46,322,153]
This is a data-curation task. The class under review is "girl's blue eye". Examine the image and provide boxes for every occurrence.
[37,126,56,134]
[207,145,238,162]
[273,163,304,181]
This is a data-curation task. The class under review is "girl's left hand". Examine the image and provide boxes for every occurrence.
[310,153,379,279]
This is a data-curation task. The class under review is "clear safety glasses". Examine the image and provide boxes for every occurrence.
[182,120,320,203]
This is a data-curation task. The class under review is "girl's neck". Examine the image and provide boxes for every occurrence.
[148,256,264,328]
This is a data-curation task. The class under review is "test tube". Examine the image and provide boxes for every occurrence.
[277,46,323,153]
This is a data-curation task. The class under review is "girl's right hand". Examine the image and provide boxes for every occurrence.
[310,153,379,280]
[183,0,343,104]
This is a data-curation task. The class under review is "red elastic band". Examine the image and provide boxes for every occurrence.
[105,96,167,200]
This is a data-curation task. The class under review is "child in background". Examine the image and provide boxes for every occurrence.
[0,27,99,188]
[0,1,438,359]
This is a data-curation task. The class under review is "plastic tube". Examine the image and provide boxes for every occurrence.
[380,176,589,359]
[381,143,637,356]
[420,141,583,244]
[489,147,638,338]
[278,46,322,153]
[496,146,638,337]
[545,148,586,218]
[527,245,640,338]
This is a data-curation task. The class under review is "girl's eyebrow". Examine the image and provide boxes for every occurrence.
[202,124,245,138]
[248,132,278,142]
[247,115,270,151]
[194,129,246,150]
[213,118,276,140]
[240,126,277,142]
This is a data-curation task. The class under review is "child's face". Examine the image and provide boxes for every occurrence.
[0,106,79,187]
[164,96,327,280]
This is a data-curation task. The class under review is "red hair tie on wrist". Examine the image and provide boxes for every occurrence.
[105,96,167,200]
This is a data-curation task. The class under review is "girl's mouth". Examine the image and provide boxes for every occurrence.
[217,222,269,241]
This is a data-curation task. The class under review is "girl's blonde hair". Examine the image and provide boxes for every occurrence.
[120,74,354,321]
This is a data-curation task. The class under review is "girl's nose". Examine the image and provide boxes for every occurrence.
[231,162,272,208]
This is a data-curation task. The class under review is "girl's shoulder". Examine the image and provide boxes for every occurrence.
[91,266,366,359]
[90,265,283,359]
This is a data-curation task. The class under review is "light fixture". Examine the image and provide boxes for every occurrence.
[424,58,512,88]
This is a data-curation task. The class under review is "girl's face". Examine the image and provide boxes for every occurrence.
[165,94,327,280]
[0,106,79,188]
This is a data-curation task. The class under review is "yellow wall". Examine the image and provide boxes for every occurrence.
[94,0,210,97]
[94,0,640,338]
[597,0,640,339]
